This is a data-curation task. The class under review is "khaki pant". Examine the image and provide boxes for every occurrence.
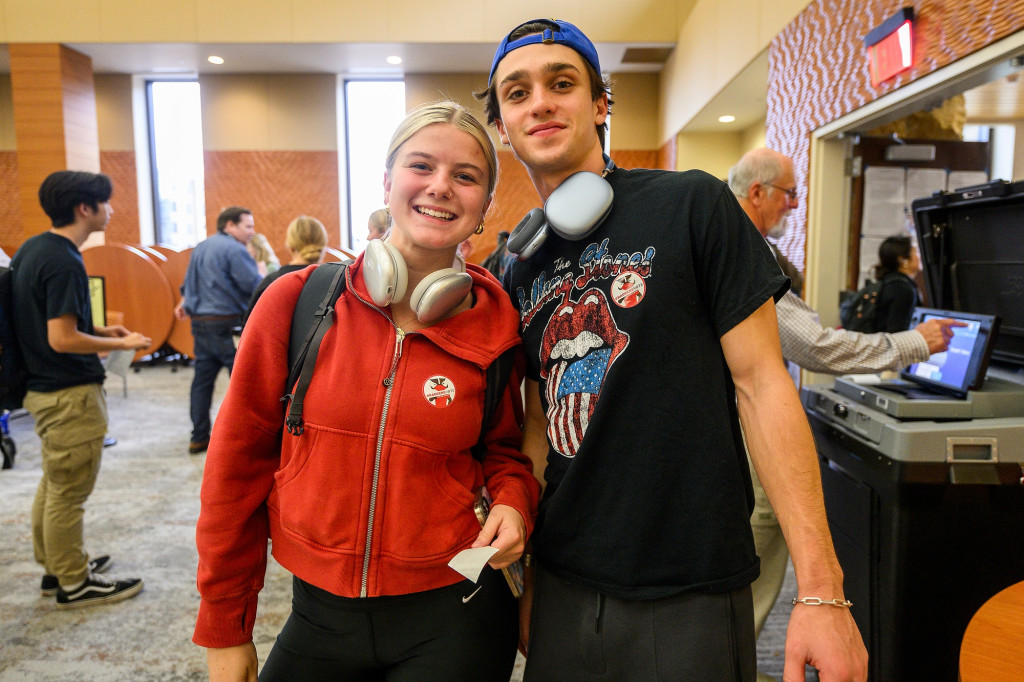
[25,383,107,587]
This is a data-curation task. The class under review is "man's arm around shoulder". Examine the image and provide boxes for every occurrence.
[721,299,867,681]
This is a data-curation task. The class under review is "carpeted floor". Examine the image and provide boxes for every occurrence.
[0,362,804,681]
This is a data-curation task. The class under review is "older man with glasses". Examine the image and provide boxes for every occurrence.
[729,147,960,681]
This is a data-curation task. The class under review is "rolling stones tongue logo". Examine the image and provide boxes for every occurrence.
[540,287,629,458]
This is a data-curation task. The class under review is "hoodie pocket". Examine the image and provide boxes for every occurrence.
[272,426,367,551]
[378,441,480,561]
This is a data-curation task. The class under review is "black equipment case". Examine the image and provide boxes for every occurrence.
[911,179,1024,366]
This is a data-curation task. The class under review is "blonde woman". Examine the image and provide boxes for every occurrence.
[194,102,539,681]
[242,215,328,326]
[246,232,280,276]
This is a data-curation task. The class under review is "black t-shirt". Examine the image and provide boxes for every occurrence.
[11,232,105,392]
[504,168,788,598]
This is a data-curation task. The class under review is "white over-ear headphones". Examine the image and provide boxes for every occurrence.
[506,165,615,261]
[362,240,473,324]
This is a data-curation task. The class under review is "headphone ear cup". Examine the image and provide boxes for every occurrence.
[363,240,408,306]
[506,208,548,261]
[545,171,614,240]
[410,269,473,325]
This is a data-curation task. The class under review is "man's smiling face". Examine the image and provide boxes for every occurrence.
[492,42,607,179]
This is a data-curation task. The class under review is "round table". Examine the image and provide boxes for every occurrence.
[81,243,175,361]
[959,580,1024,681]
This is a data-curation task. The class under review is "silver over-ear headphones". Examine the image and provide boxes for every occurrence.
[362,240,473,325]
[506,166,615,261]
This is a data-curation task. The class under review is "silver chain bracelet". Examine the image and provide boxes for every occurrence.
[792,597,853,608]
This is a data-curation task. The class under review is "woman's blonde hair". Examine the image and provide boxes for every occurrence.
[285,215,328,264]
[384,101,498,199]
[247,232,279,268]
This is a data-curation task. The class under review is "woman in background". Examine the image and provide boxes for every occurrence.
[242,215,328,326]
[871,235,920,333]
[194,101,538,682]
[246,232,280,277]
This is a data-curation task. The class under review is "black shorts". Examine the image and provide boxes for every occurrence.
[260,568,517,682]
[523,563,755,681]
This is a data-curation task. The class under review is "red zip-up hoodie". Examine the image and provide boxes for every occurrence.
[193,256,539,648]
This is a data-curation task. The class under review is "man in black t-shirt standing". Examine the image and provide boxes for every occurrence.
[12,171,150,609]
[476,19,867,681]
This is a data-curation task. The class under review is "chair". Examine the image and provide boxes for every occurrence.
[104,349,134,397]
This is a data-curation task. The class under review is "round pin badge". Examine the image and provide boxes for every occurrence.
[423,376,456,407]
[611,270,645,308]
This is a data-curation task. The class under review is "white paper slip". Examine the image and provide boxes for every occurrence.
[104,348,134,377]
[447,546,499,583]
[842,373,883,385]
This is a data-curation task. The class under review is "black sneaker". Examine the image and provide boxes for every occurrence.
[41,555,113,596]
[55,574,143,609]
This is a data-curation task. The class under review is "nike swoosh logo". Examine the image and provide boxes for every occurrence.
[462,585,483,604]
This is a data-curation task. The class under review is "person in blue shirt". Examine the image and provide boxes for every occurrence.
[175,207,261,454]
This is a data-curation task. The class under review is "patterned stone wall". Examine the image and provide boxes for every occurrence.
[0,152,20,254]
[768,0,1024,271]
[100,151,139,246]
[203,150,340,264]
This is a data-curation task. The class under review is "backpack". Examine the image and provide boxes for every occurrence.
[0,266,28,411]
[282,262,516,461]
[839,279,883,332]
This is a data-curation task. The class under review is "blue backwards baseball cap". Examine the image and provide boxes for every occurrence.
[488,19,602,85]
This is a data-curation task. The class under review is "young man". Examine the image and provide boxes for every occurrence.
[175,207,261,454]
[12,170,150,608]
[478,19,867,680]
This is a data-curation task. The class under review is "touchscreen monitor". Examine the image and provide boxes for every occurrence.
[900,308,1000,398]
[88,275,106,329]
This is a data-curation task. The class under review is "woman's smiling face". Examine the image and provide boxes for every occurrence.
[383,123,491,254]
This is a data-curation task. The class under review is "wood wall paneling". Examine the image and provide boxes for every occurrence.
[10,44,100,244]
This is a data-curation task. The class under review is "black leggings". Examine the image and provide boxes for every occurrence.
[259,569,517,682]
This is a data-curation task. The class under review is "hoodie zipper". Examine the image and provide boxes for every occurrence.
[360,324,406,597]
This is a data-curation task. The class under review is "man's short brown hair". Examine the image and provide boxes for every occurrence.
[216,206,252,233]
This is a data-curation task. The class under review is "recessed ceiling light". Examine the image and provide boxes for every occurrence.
[386,56,402,65]
[207,55,224,65]
[718,115,736,123]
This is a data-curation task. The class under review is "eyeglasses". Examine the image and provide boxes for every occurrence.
[769,184,798,201]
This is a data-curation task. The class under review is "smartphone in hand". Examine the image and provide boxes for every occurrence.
[474,488,524,598]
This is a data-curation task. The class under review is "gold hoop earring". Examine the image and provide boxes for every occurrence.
[475,222,485,235]
[384,205,391,218]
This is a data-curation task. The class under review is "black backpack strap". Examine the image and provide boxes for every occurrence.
[282,261,350,435]
[470,345,518,462]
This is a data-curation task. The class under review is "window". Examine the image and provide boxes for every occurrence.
[147,81,206,248]
[963,123,1015,182]
[344,81,405,253]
